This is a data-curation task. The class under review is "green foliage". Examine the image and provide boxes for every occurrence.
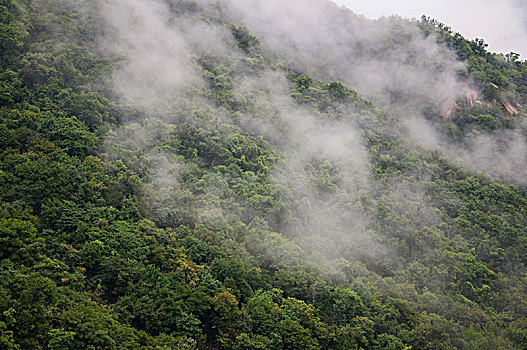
[0,1,526,349]
[0,0,29,67]
[232,25,260,53]
[0,218,37,261]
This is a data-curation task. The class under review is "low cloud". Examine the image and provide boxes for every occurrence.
[101,0,197,108]
[223,0,467,116]
[332,0,527,57]
[97,0,527,269]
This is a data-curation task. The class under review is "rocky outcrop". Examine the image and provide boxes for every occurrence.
[440,88,482,119]
[503,100,519,114]
[440,86,520,119]
[440,100,458,120]
[465,88,480,108]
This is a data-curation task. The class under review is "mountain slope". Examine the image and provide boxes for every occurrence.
[1,0,526,349]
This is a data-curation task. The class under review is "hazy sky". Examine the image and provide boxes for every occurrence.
[331,0,527,57]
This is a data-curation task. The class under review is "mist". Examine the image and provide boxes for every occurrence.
[96,0,527,273]
[235,71,376,264]
[7,0,527,346]
[332,0,527,58]
[221,0,527,185]
[222,0,467,113]
[100,0,196,109]
[96,0,387,270]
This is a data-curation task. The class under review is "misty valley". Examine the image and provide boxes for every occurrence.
[1,0,527,349]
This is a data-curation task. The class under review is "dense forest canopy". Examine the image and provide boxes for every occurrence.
[1,0,527,349]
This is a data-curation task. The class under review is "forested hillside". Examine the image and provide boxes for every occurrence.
[1,0,526,349]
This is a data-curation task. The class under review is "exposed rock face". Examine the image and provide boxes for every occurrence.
[440,86,520,119]
[440,100,458,120]
[465,88,479,108]
[440,88,479,119]
[504,100,519,114]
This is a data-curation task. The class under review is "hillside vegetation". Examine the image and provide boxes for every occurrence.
[1,0,526,349]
